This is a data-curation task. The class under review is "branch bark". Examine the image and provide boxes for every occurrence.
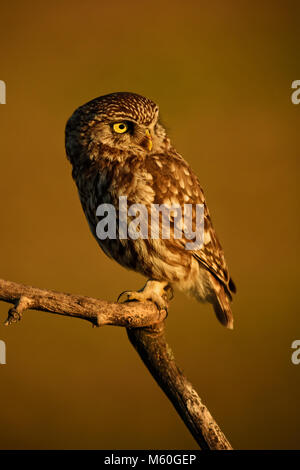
[0,278,232,450]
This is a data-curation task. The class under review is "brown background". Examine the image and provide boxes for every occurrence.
[0,0,299,450]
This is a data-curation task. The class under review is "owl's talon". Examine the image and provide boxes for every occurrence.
[117,290,131,303]
[117,280,172,313]
[117,290,150,305]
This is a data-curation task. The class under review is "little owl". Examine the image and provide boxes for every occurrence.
[65,92,236,328]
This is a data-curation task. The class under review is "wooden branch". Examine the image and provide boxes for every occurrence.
[0,277,232,450]
[0,279,164,328]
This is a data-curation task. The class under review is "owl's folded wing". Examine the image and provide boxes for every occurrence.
[144,151,236,298]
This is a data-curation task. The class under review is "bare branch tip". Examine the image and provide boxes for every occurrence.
[4,295,34,326]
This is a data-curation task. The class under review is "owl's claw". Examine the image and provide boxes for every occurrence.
[117,280,172,312]
[117,290,134,304]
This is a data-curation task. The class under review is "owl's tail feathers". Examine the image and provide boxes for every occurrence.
[213,291,234,329]
[210,277,234,329]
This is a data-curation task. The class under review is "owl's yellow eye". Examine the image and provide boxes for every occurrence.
[113,122,128,134]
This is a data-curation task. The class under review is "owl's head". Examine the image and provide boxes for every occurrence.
[65,92,169,166]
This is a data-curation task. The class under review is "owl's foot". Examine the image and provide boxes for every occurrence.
[117,280,173,312]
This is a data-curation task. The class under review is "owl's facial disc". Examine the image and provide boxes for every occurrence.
[83,116,166,162]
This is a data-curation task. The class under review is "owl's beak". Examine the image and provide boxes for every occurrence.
[145,129,153,151]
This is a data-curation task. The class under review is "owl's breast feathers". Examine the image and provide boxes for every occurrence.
[74,151,236,303]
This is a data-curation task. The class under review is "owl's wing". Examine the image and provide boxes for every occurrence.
[144,151,236,298]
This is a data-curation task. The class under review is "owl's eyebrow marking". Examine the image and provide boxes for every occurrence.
[110,119,135,124]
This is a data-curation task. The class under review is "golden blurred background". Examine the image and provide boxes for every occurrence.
[0,0,299,450]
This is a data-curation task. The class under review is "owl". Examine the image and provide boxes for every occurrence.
[65,92,236,328]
